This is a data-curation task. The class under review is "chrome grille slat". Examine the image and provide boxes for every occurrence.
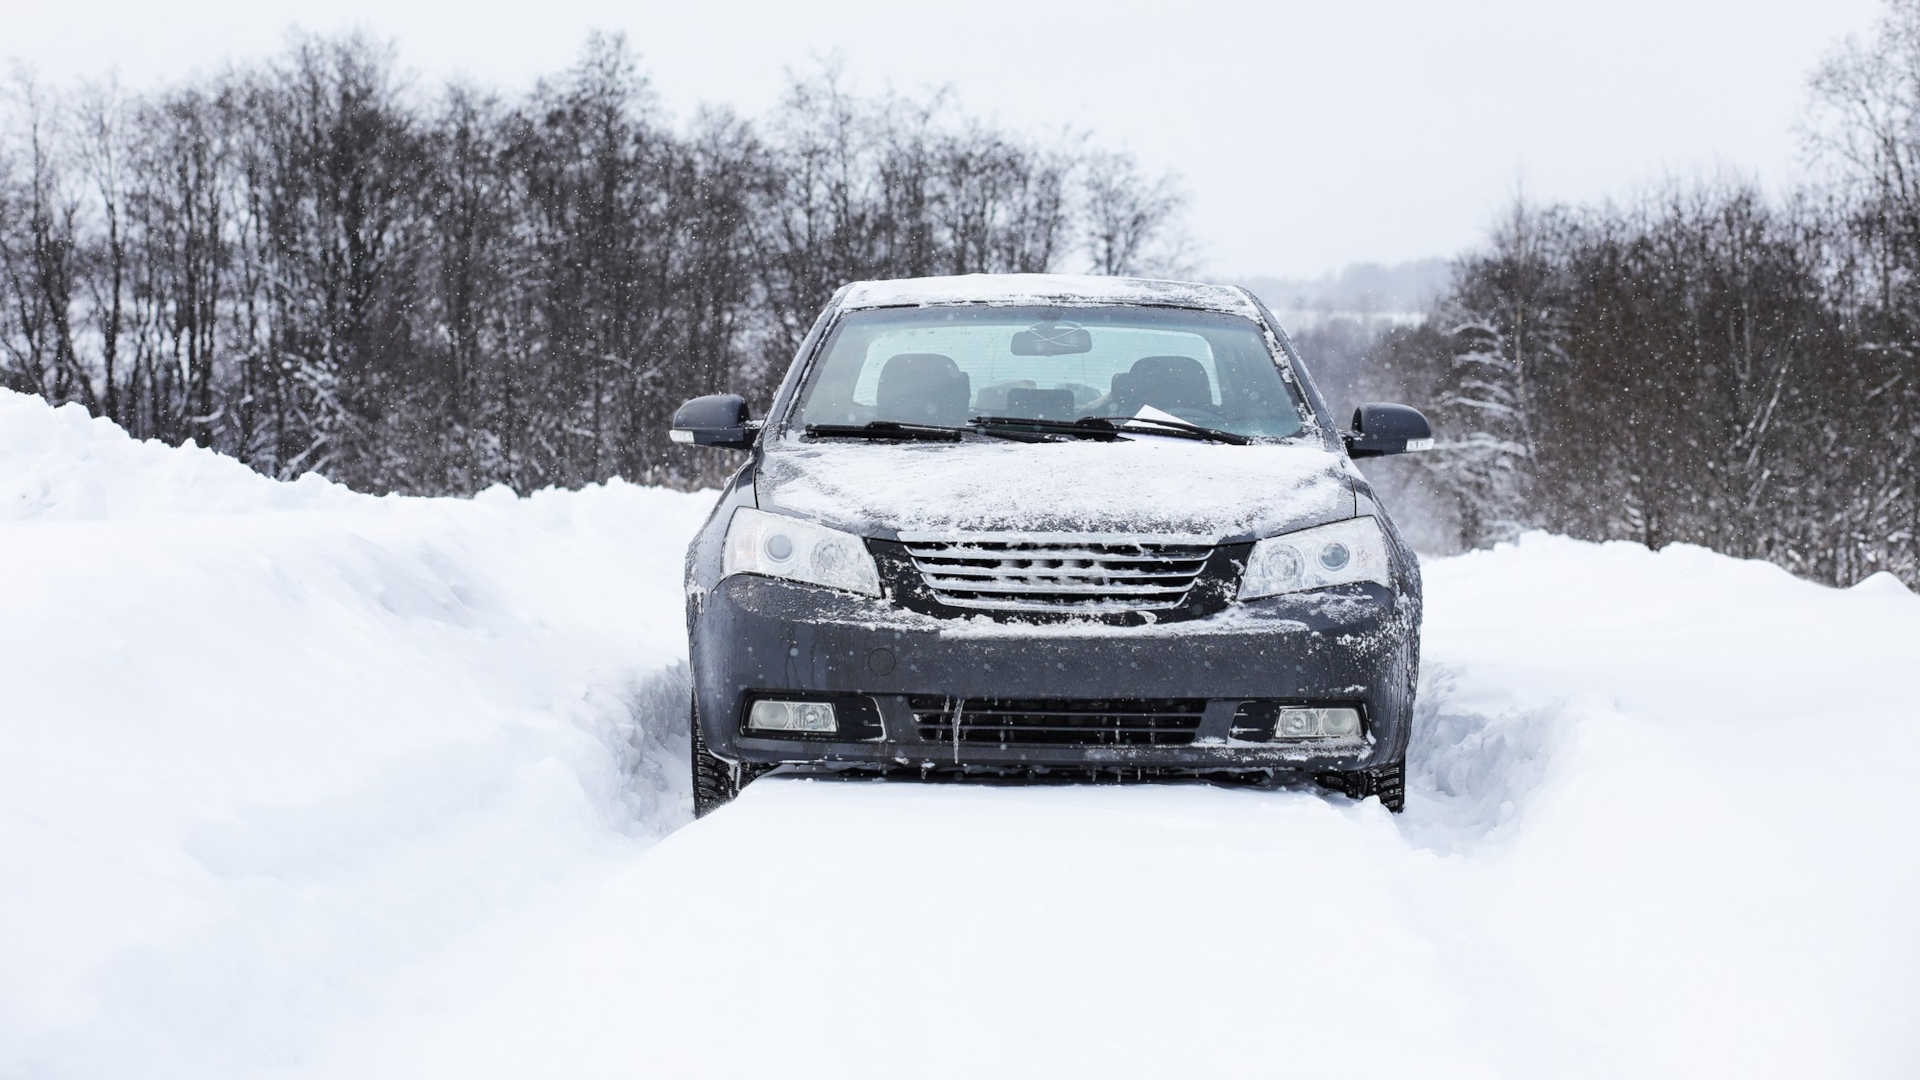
[915,564,1197,580]
[902,534,1213,613]
[904,546,1210,565]
[920,578,1190,597]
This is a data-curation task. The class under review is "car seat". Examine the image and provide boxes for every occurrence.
[875,353,972,427]
[1109,355,1212,415]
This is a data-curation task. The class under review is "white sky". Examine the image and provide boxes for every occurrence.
[5,0,1887,278]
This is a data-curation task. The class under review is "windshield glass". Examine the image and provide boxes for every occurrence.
[787,304,1309,440]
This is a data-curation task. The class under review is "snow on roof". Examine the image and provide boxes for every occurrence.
[838,273,1263,317]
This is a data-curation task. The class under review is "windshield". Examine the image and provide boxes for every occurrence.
[786,304,1310,440]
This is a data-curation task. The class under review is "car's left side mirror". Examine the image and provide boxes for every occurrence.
[670,393,759,450]
[1343,403,1434,459]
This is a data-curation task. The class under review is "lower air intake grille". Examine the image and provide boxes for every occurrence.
[910,696,1205,747]
[899,535,1213,614]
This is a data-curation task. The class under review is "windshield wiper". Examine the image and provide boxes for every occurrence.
[803,421,1052,444]
[972,414,1251,445]
[1075,415,1252,445]
[968,415,1125,441]
[805,416,1247,445]
[804,421,964,442]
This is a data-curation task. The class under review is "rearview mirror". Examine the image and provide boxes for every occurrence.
[670,393,757,450]
[1011,322,1092,356]
[1343,403,1433,459]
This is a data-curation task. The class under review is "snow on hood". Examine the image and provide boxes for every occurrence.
[756,438,1354,539]
[839,273,1262,318]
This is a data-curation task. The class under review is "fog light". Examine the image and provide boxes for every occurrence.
[747,699,837,733]
[1273,706,1363,740]
[1320,707,1360,737]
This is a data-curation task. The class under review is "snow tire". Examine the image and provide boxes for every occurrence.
[1372,759,1406,813]
[1315,758,1406,814]
[691,696,737,818]
[691,694,767,818]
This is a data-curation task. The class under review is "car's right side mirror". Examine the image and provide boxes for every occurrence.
[669,393,758,450]
[1343,403,1434,459]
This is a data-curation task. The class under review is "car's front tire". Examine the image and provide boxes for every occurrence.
[1316,759,1406,813]
[691,694,766,818]
[1372,759,1405,813]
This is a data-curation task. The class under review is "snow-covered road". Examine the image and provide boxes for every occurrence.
[4,390,1916,1078]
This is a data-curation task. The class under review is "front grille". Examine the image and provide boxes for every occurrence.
[911,696,1205,747]
[898,534,1214,614]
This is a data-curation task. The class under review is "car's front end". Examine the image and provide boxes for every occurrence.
[692,531,1417,782]
[678,273,1428,812]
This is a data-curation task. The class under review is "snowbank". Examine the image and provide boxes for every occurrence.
[0,393,715,1075]
[4,390,1915,1077]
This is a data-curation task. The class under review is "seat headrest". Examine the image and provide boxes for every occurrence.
[1111,355,1212,414]
[876,352,971,426]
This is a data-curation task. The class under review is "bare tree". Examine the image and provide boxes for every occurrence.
[0,32,1197,497]
[1080,149,1191,277]
[0,69,91,408]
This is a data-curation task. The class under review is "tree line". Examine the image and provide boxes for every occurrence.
[0,32,1190,493]
[8,11,1918,587]
[1296,1,1920,587]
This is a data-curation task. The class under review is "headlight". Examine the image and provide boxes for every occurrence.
[722,507,882,597]
[1239,517,1392,600]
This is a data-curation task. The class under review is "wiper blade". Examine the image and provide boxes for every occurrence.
[1076,415,1251,445]
[804,421,964,442]
[805,416,1241,445]
[803,421,1052,444]
[970,414,1250,444]
[968,415,1124,441]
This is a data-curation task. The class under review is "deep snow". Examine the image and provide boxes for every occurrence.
[3,389,1916,1078]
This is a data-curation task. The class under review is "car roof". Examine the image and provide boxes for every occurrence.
[837,273,1265,319]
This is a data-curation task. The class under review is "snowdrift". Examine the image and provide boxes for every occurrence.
[0,392,713,1075]
[3,389,1915,1078]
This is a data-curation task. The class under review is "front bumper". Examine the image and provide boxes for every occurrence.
[690,576,1418,776]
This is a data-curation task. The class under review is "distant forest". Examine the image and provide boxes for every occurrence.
[5,4,1918,587]
[1296,2,1920,587]
[0,32,1190,493]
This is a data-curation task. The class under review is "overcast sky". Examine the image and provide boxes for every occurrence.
[6,0,1889,278]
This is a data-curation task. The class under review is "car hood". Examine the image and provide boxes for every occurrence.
[755,439,1357,541]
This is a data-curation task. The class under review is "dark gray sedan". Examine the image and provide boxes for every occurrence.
[672,274,1431,815]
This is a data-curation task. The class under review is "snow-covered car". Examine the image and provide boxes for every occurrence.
[674,274,1431,815]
